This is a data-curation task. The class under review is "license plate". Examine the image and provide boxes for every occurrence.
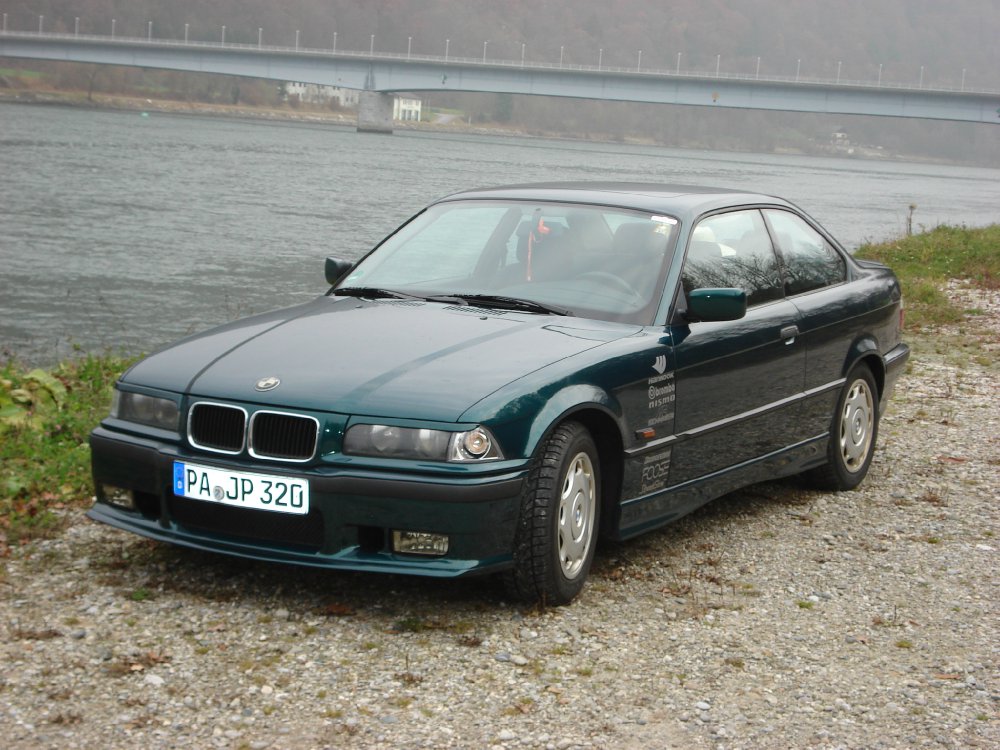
[173,461,309,515]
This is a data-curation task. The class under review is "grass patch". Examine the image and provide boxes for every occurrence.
[856,224,1000,329]
[0,353,134,549]
[0,67,46,79]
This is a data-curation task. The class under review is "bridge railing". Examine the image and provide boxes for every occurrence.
[2,29,997,96]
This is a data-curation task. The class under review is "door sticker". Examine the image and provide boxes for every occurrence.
[640,448,673,495]
[646,365,675,427]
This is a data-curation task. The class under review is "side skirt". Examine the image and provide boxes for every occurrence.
[612,435,828,541]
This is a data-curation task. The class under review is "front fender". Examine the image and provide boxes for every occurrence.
[472,381,625,462]
[522,384,624,459]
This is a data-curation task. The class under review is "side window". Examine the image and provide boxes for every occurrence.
[764,210,846,295]
[682,210,783,307]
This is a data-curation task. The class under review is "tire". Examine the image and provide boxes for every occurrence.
[807,364,879,491]
[503,421,600,606]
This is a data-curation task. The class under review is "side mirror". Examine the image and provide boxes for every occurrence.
[686,287,747,322]
[325,257,354,286]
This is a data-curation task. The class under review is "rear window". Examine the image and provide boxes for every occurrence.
[765,210,847,295]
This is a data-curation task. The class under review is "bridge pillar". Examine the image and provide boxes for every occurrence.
[358,91,393,134]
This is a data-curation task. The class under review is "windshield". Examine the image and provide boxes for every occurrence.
[339,200,679,324]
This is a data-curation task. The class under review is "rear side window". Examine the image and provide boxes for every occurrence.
[764,210,846,295]
[683,210,783,307]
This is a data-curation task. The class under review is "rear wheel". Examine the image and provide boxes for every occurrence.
[504,421,600,605]
[807,364,879,491]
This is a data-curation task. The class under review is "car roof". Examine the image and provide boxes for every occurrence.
[435,182,797,221]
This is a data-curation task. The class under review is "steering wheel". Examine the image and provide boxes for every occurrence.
[578,271,644,303]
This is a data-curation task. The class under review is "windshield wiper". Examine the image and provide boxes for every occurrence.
[436,294,573,316]
[333,287,423,301]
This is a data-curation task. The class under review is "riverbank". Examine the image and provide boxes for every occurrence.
[1,284,997,748]
[2,225,998,552]
[0,88,608,143]
[2,227,999,746]
[0,87,958,161]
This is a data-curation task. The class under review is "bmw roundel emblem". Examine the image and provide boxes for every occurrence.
[254,376,281,392]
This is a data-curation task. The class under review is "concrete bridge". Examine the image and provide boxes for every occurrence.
[2,31,998,133]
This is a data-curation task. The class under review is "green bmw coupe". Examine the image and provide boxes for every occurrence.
[90,183,909,604]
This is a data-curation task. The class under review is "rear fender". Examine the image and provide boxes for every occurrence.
[843,336,885,395]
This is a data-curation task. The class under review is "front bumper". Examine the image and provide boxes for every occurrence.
[89,426,527,577]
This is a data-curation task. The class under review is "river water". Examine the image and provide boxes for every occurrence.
[2,103,999,365]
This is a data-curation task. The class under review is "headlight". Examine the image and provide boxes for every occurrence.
[343,424,503,462]
[111,389,179,431]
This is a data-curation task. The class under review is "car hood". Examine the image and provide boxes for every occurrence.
[124,296,641,421]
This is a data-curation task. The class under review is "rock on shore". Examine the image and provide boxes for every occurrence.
[1,289,997,749]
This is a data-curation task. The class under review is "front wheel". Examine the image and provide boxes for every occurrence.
[503,421,600,605]
[806,364,879,491]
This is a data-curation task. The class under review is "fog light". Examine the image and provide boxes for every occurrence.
[102,484,134,509]
[392,530,449,556]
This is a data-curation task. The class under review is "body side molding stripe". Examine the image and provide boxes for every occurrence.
[624,378,845,458]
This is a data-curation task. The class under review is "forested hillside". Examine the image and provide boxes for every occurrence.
[3,0,998,162]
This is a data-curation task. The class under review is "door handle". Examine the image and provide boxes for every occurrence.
[780,325,799,345]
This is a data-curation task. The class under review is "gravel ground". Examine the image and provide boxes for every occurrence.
[2,290,997,750]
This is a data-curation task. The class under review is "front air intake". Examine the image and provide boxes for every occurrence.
[249,411,319,462]
[188,403,246,454]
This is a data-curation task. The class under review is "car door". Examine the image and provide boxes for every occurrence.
[668,209,806,486]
